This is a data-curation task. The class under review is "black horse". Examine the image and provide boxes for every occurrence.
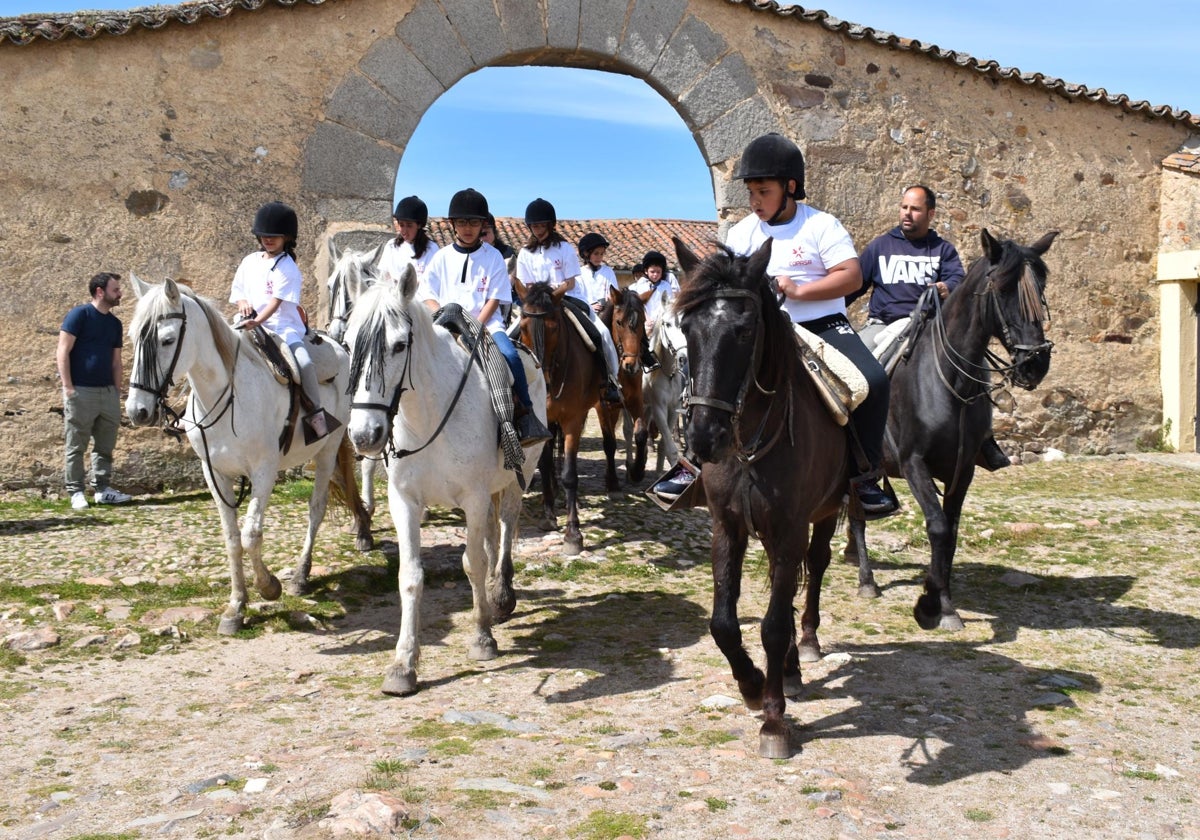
[847,229,1059,629]
[673,237,847,759]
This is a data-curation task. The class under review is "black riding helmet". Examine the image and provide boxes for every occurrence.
[252,201,299,241]
[578,232,609,259]
[642,250,668,273]
[393,195,428,226]
[733,133,806,200]
[448,188,489,220]
[524,197,557,227]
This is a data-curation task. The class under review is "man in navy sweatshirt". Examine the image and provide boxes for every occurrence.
[850,185,1011,471]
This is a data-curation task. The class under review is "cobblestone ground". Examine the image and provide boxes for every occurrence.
[2,436,1200,840]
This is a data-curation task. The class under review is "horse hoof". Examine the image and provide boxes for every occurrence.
[914,596,941,631]
[468,638,498,661]
[382,665,419,697]
[489,588,516,623]
[284,577,307,597]
[217,615,243,636]
[783,673,804,698]
[758,724,793,759]
[356,534,374,552]
[797,642,821,663]
[857,583,881,599]
[563,536,584,556]
[538,518,557,532]
[940,613,965,632]
[257,574,283,601]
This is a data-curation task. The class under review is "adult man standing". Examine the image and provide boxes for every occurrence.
[57,272,133,509]
[852,185,1010,470]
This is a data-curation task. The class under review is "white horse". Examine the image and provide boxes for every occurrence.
[326,239,386,344]
[641,307,688,473]
[125,276,372,635]
[344,266,546,696]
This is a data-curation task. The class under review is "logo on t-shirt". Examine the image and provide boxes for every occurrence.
[788,245,812,268]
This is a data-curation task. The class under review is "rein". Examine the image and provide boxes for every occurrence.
[522,306,571,400]
[350,309,483,461]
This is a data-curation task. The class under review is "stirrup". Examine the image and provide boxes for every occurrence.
[302,408,342,445]
[848,470,900,521]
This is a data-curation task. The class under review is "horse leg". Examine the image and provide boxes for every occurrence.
[383,493,423,696]
[336,435,374,552]
[211,473,250,636]
[537,437,558,532]
[845,515,880,598]
[759,539,805,760]
[489,485,521,622]
[238,475,283,606]
[597,404,620,493]
[906,459,969,631]
[286,442,339,596]
[461,498,499,662]
[560,424,585,555]
[708,523,763,710]
[361,458,377,520]
[629,413,648,484]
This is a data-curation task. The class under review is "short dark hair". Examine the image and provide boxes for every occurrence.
[903,185,936,210]
[89,272,120,297]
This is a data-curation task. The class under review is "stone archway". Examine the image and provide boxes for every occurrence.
[300,0,783,225]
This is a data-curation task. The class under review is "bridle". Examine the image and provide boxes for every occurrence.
[520,303,570,400]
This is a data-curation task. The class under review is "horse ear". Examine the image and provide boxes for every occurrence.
[608,284,622,306]
[129,272,152,299]
[163,277,181,305]
[980,229,1004,263]
[328,239,342,264]
[397,263,418,301]
[748,238,773,283]
[512,275,529,302]
[673,236,700,275]
[551,283,570,302]
[1030,230,1059,256]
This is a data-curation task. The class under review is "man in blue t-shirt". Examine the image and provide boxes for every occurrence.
[849,185,1010,471]
[56,272,133,509]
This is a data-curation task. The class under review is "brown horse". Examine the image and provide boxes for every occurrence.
[672,236,848,759]
[516,281,609,555]
[600,285,652,485]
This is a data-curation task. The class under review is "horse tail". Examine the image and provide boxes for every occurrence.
[330,433,374,550]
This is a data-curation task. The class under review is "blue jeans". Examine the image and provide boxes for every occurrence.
[491,330,532,408]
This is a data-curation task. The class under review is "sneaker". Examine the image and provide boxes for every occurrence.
[652,467,696,501]
[855,480,897,517]
[641,349,661,372]
[70,491,89,510]
[94,487,132,505]
[515,411,553,447]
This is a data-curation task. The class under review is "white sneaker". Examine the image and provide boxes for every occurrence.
[70,491,89,510]
[95,487,132,505]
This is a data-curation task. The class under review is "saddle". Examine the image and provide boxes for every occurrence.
[793,325,869,427]
[561,296,600,353]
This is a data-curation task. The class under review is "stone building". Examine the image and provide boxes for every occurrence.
[1,0,1197,492]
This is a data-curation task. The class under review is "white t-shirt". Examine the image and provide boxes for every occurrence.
[516,240,585,304]
[725,204,858,324]
[419,241,511,333]
[632,272,679,324]
[230,251,306,343]
[378,238,439,289]
[579,264,618,306]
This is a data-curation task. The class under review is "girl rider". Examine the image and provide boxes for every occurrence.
[378,195,439,290]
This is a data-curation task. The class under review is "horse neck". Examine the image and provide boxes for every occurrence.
[926,274,996,393]
[179,298,239,404]
[397,306,465,432]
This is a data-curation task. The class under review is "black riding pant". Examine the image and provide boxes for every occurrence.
[800,313,889,472]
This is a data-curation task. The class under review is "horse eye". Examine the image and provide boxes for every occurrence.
[391,340,407,354]
[162,336,176,347]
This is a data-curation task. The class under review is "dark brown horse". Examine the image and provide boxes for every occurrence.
[516,281,609,555]
[672,237,848,759]
[600,285,652,485]
[846,230,1058,629]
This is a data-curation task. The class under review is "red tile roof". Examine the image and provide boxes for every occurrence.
[427,217,720,272]
[1163,152,1200,174]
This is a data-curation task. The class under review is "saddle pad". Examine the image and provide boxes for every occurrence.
[793,324,869,426]
[562,308,597,353]
[872,319,912,376]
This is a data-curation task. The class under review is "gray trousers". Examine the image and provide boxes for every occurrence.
[63,385,120,493]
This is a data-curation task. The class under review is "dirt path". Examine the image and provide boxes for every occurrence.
[2,450,1199,839]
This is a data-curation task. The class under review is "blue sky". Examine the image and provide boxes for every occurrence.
[2,0,1193,220]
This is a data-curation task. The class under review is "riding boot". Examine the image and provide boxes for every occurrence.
[601,376,622,406]
[850,471,900,521]
[513,402,552,447]
[976,435,1012,471]
[641,336,660,372]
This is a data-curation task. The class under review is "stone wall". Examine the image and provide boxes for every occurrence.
[1,0,1196,492]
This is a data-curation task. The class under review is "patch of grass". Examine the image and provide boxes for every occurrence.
[570,810,648,839]
[408,720,508,742]
[1122,769,1162,781]
[964,808,994,822]
[705,796,729,812]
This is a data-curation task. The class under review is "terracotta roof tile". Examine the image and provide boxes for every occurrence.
[426,217,720,272]
[1163,152,1200,173]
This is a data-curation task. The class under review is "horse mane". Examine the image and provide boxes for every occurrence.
[612,286,647,333]
[672,245,796,385]
[347,282,440,396]
[130,282,239,385]
[960,236,1049,325]
[521,281,556,312]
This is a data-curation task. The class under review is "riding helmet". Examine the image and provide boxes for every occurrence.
[447,188,489,220]
[524,197,557,227]
[642,250,668,272]
[578,232,609,258]
[393,195,428,227]
[252,201,299,240]
[733,133,806,199]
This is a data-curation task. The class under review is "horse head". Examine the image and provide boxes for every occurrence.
[672,236,781,464]
[327,243,384,344]
[516,281,563,367]
[608,285,649,377]
[344,265,420,457]
[979,229,1058,390]
[126,276,188,427]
